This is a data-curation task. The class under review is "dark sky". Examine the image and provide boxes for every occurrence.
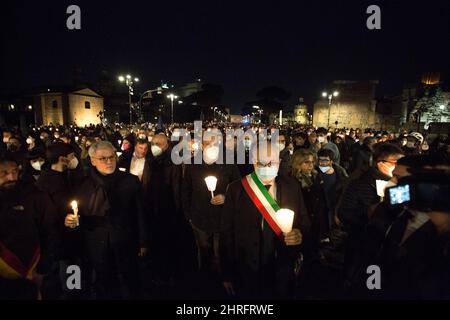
[1,0,449,112]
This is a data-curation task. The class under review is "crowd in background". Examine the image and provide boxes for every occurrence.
[1,121,449,300]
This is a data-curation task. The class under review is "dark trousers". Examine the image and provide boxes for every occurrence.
[190,223,220,273]
[85,227,140,299]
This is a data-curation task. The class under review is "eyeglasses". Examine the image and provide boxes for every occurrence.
[93,155,116,163]
[256,161,279,167]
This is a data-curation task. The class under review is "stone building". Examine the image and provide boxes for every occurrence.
[34,87,104,126]
[313,80,379,129]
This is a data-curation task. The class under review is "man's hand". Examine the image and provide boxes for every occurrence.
[211,194,225,206]
[138,247,148,257]
[283,228,302,246]
[223,281,236,296]
[64,214,78,229]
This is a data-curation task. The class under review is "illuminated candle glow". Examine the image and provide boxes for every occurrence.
[275,209,294,233]
[204,176,218,198]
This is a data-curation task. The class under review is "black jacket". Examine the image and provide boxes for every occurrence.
[75,168,149,249]
[147,150,182,225]
[220,175,311,298]
[182,162,241,232]
[0,182,58,280]
[337,167,390,231]
[36,168,83,259]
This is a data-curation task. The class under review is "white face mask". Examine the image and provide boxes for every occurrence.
[148,136,153,142]
[278,143,286,152]
[318,136,326,144]
[68,157,79,170]
[256,166,278,182]
[151,145,163,157]
[31,161,44,171]
[289,149,294,155]
[26,138,33,145]
[204,146,220,164]
[319,166,331,173]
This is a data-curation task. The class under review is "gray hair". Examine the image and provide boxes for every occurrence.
[88,141,116,158]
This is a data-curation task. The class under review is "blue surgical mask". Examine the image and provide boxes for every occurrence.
[256,166,278,181]
[319,166,331,173]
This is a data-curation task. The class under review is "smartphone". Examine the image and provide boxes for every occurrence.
[387,184,411,205]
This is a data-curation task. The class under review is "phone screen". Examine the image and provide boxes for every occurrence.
[389,184,411,205]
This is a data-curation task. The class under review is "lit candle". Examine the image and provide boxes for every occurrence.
[70,200,79,227]
[204,176,218,199]
[275,209,295,233]
[376,180,388,200]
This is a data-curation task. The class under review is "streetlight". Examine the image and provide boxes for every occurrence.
[321,90,339,127]
[118,74,140,124]
[167,93,178,124]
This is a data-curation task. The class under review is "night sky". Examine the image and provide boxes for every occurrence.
[1,0,449,112]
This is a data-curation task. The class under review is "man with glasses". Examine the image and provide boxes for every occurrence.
[220,143,310,299]
[316,149,349,240]
[65,141,149,299]
[337,143,404,287]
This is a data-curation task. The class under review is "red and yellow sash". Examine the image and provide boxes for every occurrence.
[0,241,40,280]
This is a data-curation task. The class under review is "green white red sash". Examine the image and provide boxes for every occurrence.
[241,172,283,237]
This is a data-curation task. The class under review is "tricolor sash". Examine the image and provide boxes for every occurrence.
[241,172,283,237]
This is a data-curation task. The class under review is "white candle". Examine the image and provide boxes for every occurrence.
[70,200,79,227]
[275,209,294,233]
[376,180,389,198]
[204,176,218,198]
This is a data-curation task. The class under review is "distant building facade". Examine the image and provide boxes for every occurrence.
[313,80,379,129]
[34,87,104,126]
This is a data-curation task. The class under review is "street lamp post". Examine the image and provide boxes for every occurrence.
[118,74,139,125]
[167,93,178,124]
[322,91,339,127]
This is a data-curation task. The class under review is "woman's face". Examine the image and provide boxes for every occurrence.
[300,155,314,174]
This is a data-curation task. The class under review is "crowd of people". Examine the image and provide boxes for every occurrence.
[1,121,449,300]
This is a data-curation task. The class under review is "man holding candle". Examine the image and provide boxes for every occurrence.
[220,142,311,299]
[337,143,404,286]
[66,141,148,299]
[182,137,240,294]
